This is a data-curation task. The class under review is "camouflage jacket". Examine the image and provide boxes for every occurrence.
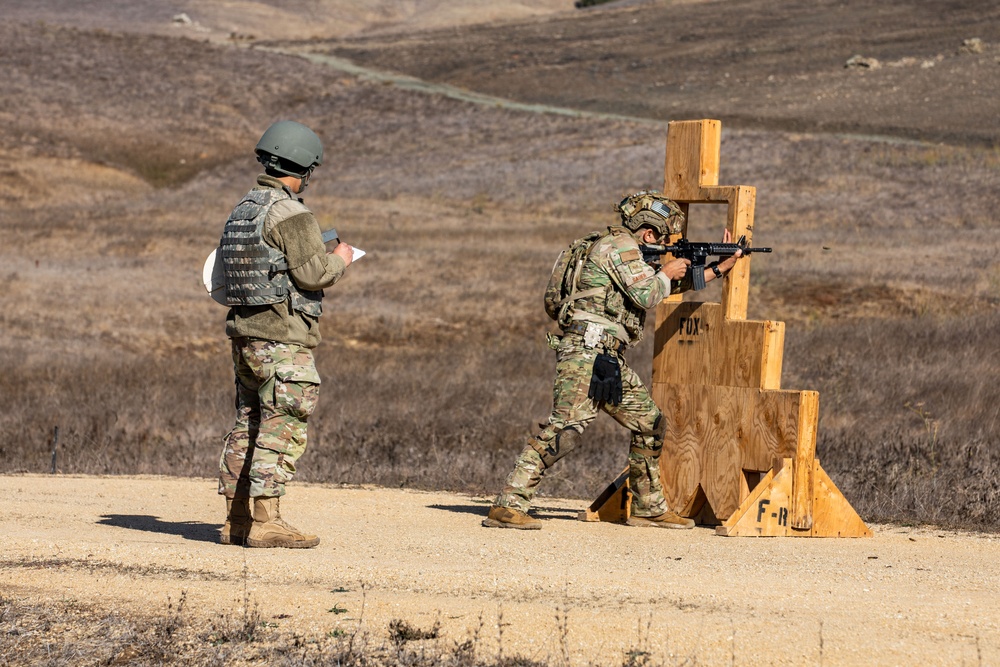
[225,175,346,348]
[570,226,685,346]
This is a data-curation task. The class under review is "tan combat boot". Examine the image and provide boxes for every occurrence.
[482,505,542,530]
[246,496,320,548]
[627,510,695,529]
[220,497,253,546]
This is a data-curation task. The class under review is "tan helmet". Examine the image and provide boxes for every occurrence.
[615,191,685,237]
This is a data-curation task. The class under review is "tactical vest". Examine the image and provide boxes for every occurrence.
[220,187,323,317]
[570,227,647,345]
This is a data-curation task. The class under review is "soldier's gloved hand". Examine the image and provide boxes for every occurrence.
[588,352,623,406]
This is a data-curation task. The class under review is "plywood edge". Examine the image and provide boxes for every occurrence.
[790,391,820,530]
[759,320,785,390]
[812,460,873,538]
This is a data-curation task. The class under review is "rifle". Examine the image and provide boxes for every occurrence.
[640,236,772,290]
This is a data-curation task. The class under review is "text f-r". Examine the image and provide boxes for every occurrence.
[757,499,770,523]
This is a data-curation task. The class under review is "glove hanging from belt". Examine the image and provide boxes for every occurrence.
[588,352,623,405]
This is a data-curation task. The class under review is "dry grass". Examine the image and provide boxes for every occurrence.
[2,19,1000,531]
[0,592,656,666]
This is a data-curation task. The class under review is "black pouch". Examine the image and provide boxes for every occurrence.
[588,352,623,405]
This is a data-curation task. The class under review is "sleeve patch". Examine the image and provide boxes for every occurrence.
[619,249,641,262]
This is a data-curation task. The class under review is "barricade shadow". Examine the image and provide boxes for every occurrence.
[98,514,219,543]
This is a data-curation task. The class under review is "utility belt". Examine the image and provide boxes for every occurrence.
[563,321,626,355]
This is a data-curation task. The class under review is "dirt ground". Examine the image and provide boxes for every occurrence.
[2,474,998,665]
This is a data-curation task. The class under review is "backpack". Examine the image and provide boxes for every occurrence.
[543,231,604,325]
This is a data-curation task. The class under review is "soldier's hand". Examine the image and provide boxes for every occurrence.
[719,229,741,272]
[331,242,354,267]
[660,258,690,280]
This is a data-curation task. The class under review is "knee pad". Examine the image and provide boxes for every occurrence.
[634,412,665,442]
[530,427,582,468]
[652,413,666,443]
[631,414,664,458]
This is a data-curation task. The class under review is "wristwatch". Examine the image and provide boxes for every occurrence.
[710,262,723,278]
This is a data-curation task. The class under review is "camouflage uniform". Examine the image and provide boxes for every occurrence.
[219,339,320,498]
[496,226,686,518]
[218,174,345,502]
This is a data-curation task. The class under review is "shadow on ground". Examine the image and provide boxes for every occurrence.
[98,514,219,543]
[427,503,584,521]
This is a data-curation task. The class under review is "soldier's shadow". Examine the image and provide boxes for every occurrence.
[426,504,581,521]
[426,504,489,517]
[98,514,219,543]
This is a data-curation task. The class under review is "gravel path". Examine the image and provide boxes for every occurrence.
[3,474,998,665]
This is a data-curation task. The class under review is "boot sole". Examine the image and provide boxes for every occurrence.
[481,518,541,530]
[626,517,695,529]
[220,535,249,546]
[246,536,320,548]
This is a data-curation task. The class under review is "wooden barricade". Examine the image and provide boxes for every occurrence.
[581,119,870,537]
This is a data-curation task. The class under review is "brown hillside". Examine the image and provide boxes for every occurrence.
[317,0,1000,146]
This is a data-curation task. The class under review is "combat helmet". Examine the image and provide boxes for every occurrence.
[255,120,324,178]
[615,191,684,238]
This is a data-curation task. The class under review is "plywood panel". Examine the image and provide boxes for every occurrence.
[663,119,720,199]
[654,302,714,385]
[654,382,707,512]
[722,185,756,320]
[700,386,749,518]
[654,302,784,390]
[655,382,808,520]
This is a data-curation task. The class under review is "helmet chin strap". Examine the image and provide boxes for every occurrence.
[297,166,314,192]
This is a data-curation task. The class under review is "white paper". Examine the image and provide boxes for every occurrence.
[351,247,367,261]
[202,248,228,305]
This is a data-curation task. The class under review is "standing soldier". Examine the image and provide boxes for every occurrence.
[218,120,354,548]
[483,192,742,530]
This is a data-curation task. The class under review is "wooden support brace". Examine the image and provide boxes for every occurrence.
[716,458,872,537]
[578,467,631,523]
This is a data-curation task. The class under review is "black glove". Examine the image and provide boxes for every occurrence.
[588,352,623,406]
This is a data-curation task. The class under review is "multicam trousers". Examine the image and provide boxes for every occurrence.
[495,333,668,518]
[218,339,321,499]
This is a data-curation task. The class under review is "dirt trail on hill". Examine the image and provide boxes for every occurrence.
[2,475,998,665]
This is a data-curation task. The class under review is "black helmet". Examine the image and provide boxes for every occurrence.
[255,120,324,177]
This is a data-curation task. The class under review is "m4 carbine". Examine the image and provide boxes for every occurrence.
[640,236,772,290]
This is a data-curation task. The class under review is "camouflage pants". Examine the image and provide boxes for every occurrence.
[495,334,668,518]
[218,339,321,499]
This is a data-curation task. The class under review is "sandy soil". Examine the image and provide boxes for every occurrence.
[3,474,998,665]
